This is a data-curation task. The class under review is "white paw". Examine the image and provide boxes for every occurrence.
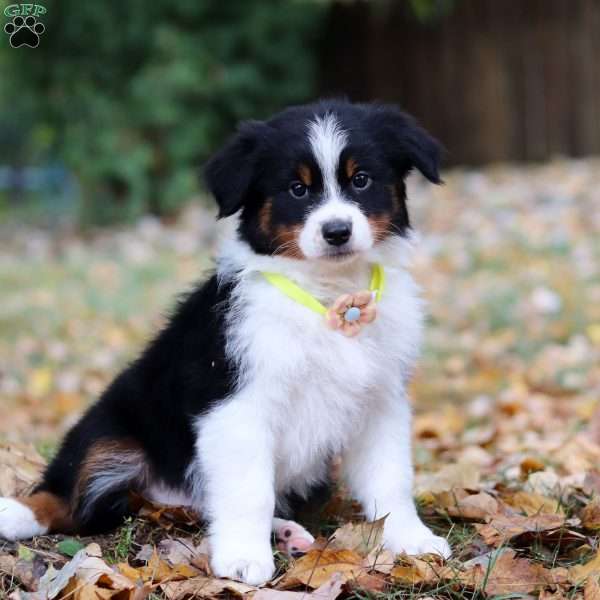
[384,521,451,559]
[0,498,47,541]
[210,541,275,586]
[273,518,315,556]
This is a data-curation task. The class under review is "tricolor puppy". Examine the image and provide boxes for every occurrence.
[0,100,451,584]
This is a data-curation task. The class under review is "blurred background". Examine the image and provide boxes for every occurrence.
[0,0,599,480]
[2,0,600,225]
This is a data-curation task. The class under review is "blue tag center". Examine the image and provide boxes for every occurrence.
[344,306,361,322]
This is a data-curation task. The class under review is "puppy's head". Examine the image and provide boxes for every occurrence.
[204,100,442,261]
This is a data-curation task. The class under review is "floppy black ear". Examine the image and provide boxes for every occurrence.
[204,120,270,218]
[368,104,443,184]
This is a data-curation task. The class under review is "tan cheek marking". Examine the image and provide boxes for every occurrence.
[21,492,73,532]
[259,199,273,236]
[298,164,312,186]
[273,224,305,259]
[368,213,392,242]
[345,158,358,179]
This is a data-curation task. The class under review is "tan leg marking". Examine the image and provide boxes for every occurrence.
[21,492,73,532]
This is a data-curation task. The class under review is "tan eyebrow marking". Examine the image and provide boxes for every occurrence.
[298,164,312,186]
[259,199,273,235]
[345,157,358,179]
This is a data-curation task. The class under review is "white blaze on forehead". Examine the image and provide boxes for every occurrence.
[307,113,347,201]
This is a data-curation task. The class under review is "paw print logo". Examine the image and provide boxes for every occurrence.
[4,15,45,48]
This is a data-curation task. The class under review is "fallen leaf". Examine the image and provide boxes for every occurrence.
[36,544,135,600]
[118,550,199,583]
[520,456,547,476]
[585,577,600,600]
[415,463,480,494]
[475,512,564,546]
[280,549,364,589]
[460,548,565,595]
[57,539,86,558]
[328,517,386,555]
[581,500,600,530]
[570,550,600,585]
[502,490,564,516]
[255,572,345,600]
[391,555,455,586]
[161,576,256,599]
[362,547,395,574]
[434,490,499,521]
[0,444,45,496]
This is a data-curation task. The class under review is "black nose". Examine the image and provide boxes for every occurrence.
[322,220,352,246]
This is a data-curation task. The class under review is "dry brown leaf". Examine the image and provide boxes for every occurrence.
[118,551,199,584]
[521,456,547,476]
[434,490,499,521]
[161,575,256,599]
[0,444,45,496]
[415,463,480,495]
[390,555,455,586]
[362,548,395,574]
[255,573,345,600]
[583,471,600,496]
[349,572,388,593]
[475,512,564,546]
[502,490,564,516]
[581,500,600,530]
[585,577,600,600]
[280,549,363,589]
[570,551,600,585]
[34,544,136,600]
[460,548,566,595]
[137,502,201,530]
[328,517,386,555]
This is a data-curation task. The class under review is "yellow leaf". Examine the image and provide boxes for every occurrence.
[27,367,53,398]
[587,324,600,346]
[281,549,363,589]
[328,517,386,555]
[570,551,600,585]
[391,556,454,586]
[502,491,564,517]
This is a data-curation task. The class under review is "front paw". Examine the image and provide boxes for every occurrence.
[384,522,451,559]
[210,540,275,586]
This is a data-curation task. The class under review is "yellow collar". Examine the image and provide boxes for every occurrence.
[261,264,385,337]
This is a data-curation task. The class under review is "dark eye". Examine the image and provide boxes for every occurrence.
[352,172,370,190]
[289,182,308,199]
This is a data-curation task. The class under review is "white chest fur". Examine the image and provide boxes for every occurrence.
[218,238,424,496]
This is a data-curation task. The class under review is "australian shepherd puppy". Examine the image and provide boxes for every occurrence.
[0,100,451,584]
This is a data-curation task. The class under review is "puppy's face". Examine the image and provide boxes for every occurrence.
[205,101,442,262]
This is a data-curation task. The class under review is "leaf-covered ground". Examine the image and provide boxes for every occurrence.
[1,159,600,599]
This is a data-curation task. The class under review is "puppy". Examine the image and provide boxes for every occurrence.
[0,100,451,584]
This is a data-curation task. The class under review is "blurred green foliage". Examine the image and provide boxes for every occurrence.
[407,0,456,22]
[0,0,326,223]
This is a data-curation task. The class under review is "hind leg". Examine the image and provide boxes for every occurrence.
[272,517,314,556]
[273,479,332,556]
